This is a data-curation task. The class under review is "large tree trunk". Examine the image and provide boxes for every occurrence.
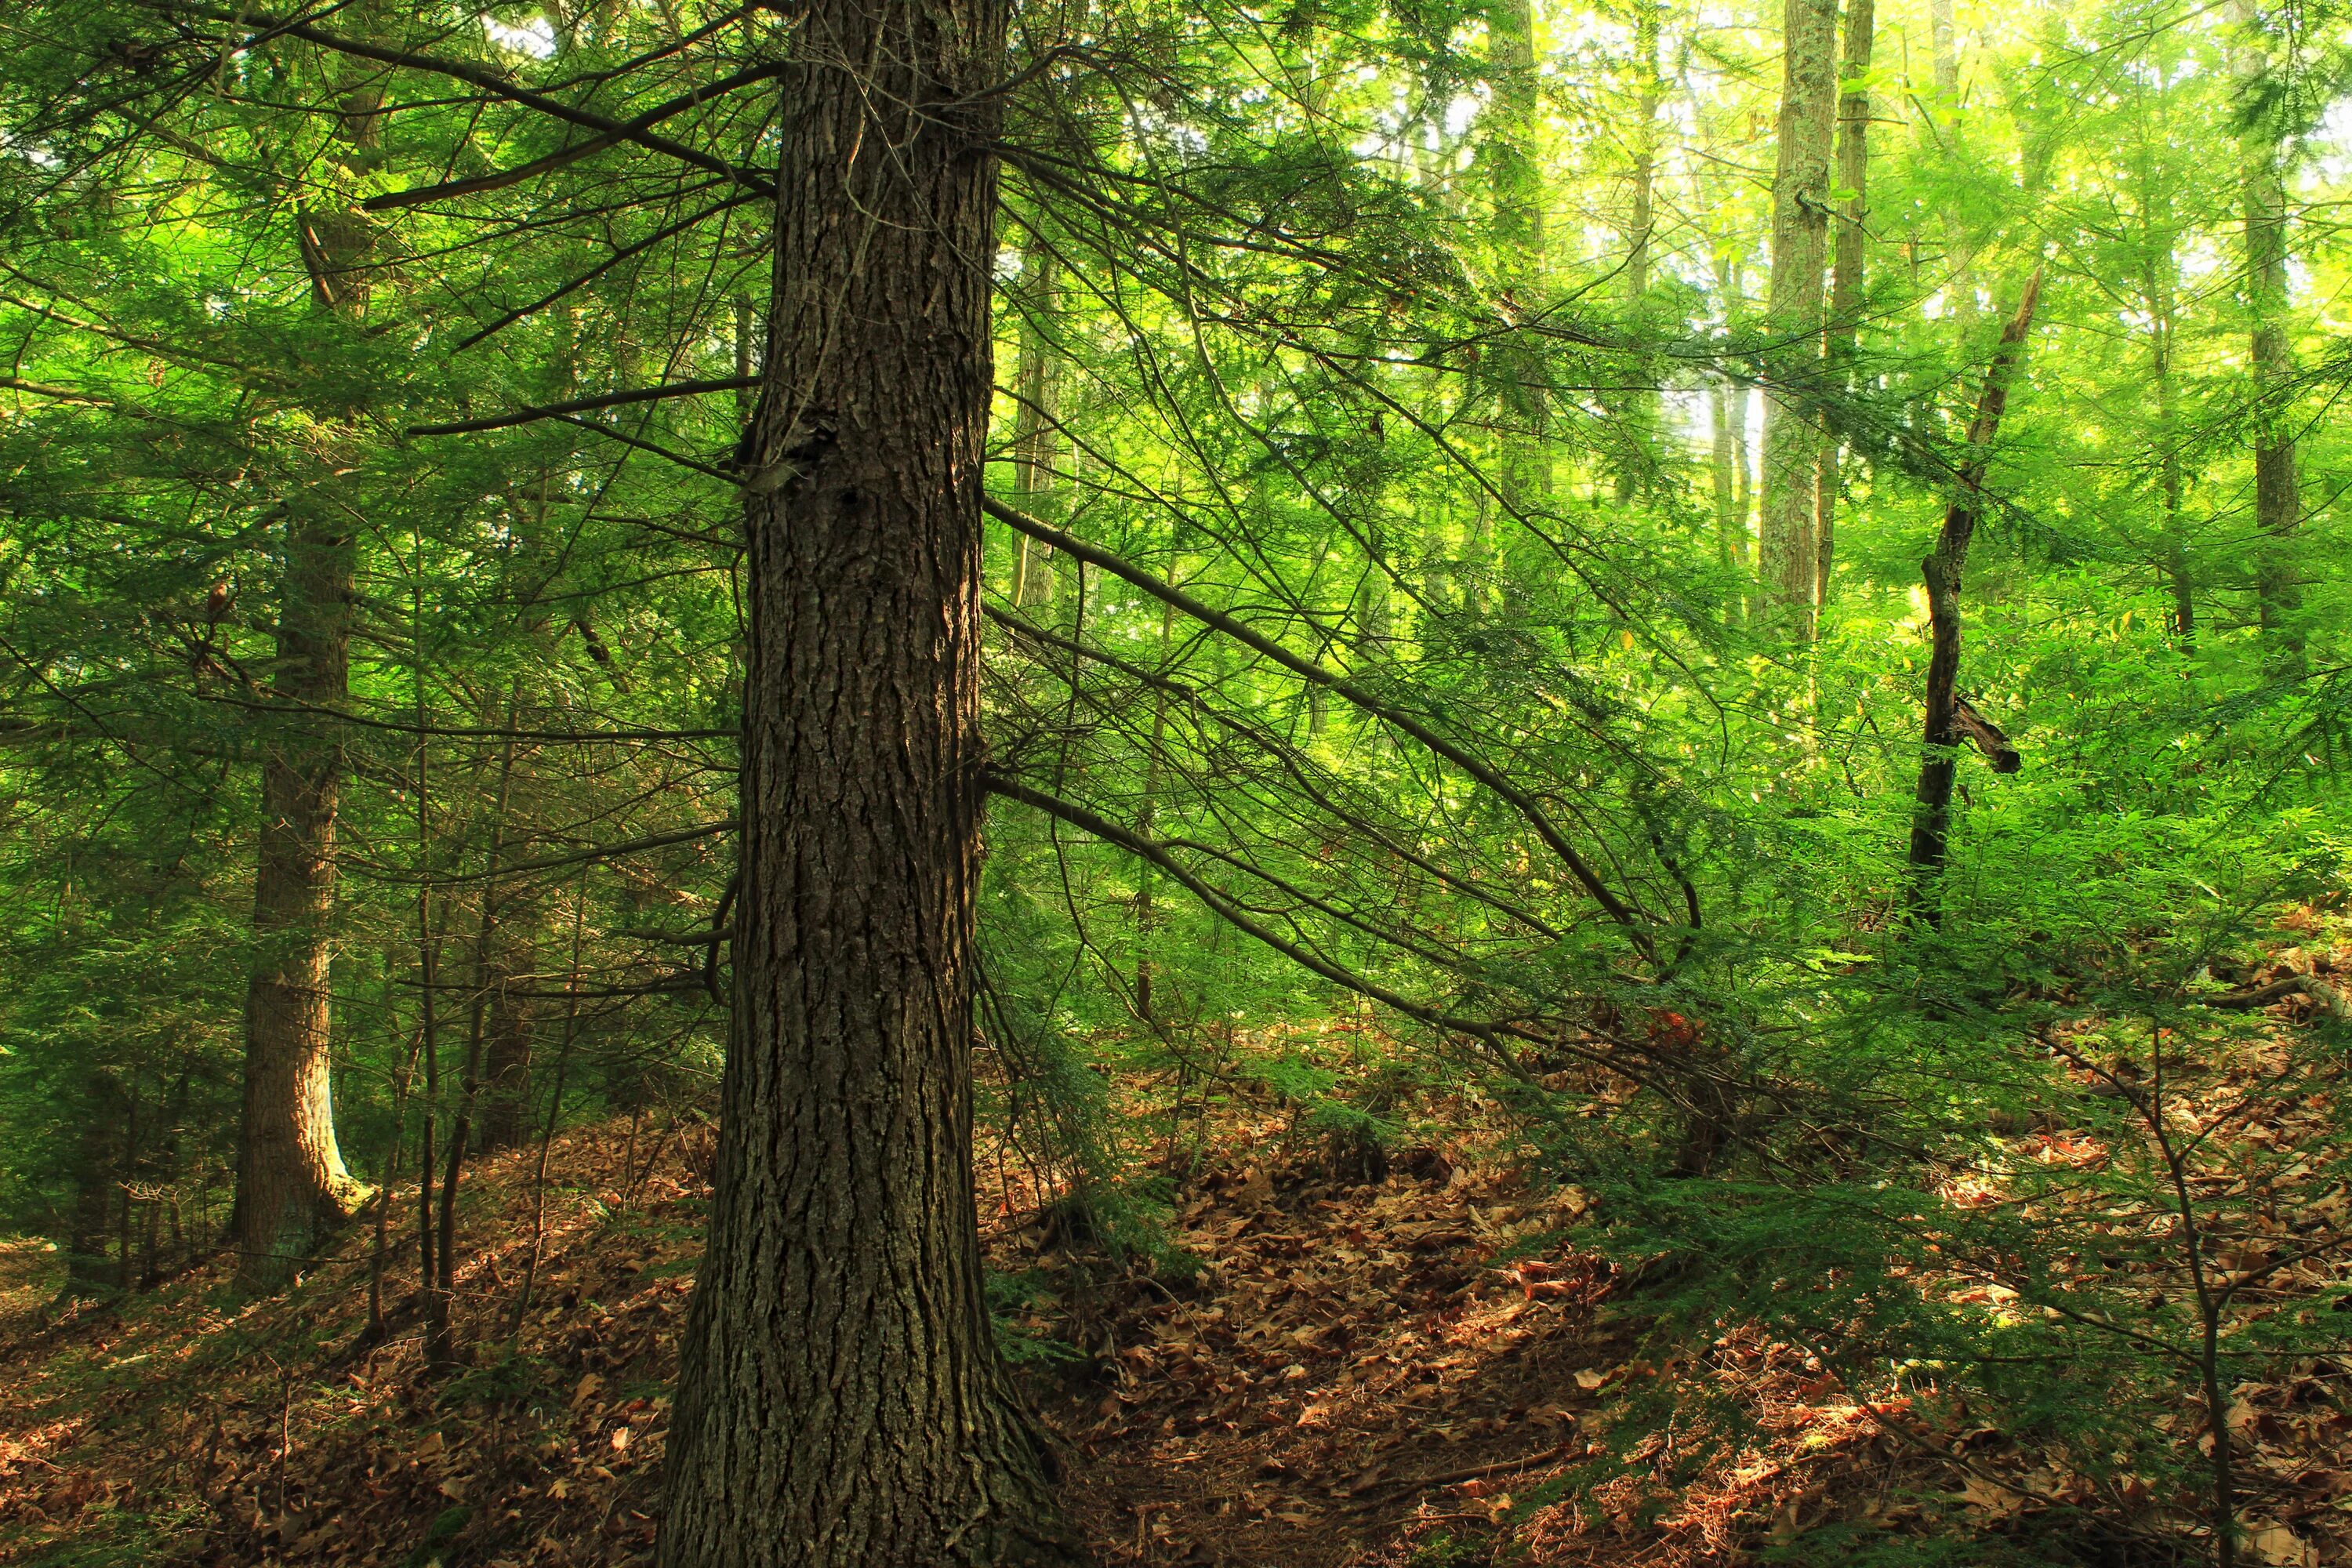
[1813,0,1872,614]
[2235,0,2302,668]
[1907,272,2041,909]
[1758,0,1838,634]
[656,0,1072,1556]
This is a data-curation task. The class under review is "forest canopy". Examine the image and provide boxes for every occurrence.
[0,0,2350,1563]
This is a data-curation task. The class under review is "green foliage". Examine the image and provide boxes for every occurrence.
[0,0,2347,1555]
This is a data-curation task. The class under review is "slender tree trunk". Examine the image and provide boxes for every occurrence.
[232,49,380,1294]
[1929,0,1958,99]
[2235,0,2302,669]
[62,1073,125,1299]
[2149,259,2195,645]
[1759,0,1838,635]
[1813,0,1873,613]
[430,725,521,1366]
[477,936,535,1151]
[1487,0,1550,539]
[657,0,1073,1555]
[1011,246,1062,607]
[510,875,586,1341]
[1137,591,1177,1022]
[1616,0,1664,503]
[412,598,452,1364]
[1908,272,2041,907]
[1711,378,1745,622]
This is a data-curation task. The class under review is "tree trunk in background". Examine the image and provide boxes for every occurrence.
[233,62,379,1292]
[61,1072,125,1299]
[477,938,536,1151]
[1486,0,1550,548]
[2235,0,2303,670]
[1813,0,1872,615]
[1010,245,1062,607]
[1929,0,1958,98]
[1616,0,1664,503]
[1909,272,2041,907]
[2146,250,2194,644]
[1759,0,1838,635]
[656,0,1073,1554]
[1711,379,1745,620]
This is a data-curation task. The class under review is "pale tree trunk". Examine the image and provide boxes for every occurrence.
[1010,245,1062,607]
[1759,0,1838,635]
[1616,0,1664,502]
[1926,0,1977,330]
[2148,252,2194,644]
[1813,0,1872,614]
[1486,0,1549,564]
[1711,379,1746,621]
[656,0,1074,1555]
[234,54,379,1293]
[2235,0,2302,669]
[1929,0,1958,98]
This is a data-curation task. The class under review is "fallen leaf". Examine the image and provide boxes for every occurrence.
[2250,1523,2318,1566]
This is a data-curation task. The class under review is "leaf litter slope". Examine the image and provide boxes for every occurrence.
[0,953,2349,1565]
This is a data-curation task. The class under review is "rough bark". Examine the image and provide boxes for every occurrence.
[2235,0,2303,667]
[1907,271,2041,906]
[1813,0,1872,613]
[655,0,1074,1555]
[1758,0,1838,634]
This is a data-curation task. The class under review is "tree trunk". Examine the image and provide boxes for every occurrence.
[2235,0,2302,669]
[1759,0,1838,634]
[1929,0,1958,99]
[1711,377,1745,620]
[1010,245,1062,607]
[2149,252,2194,645]
[1487,0,1551,532]
[1616,0,1664,503]
[232,54,379,1294]
[1907,272,2041,907]
[1813,0,1872,614]
[61,1073,125,1300]
[656,0,1073,1555]
[477,940,536,1152]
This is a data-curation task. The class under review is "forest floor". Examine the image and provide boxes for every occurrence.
[1,956,2350,1565]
